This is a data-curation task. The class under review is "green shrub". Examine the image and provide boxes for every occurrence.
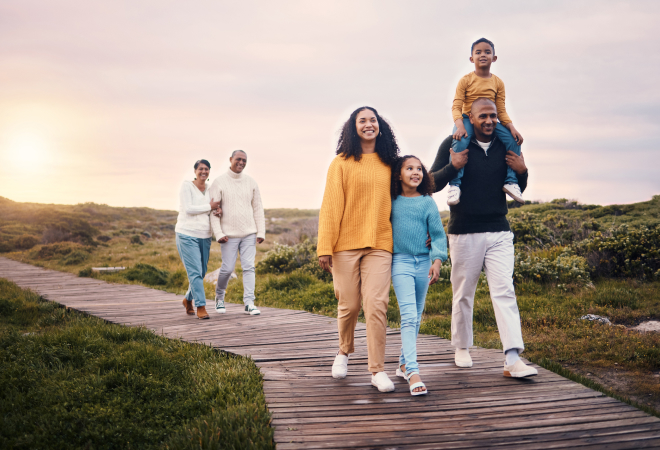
[122,263,169,285]
[61,250,89,266]
[130,235,144,245]
[515,251,590,285]
[167,269,188,289]
[575,224,660,280]
[36,242,88,259]
[78,267,94,278]
[14,235,40,250]
[257,240,317,275]
[0,241,13,253]
[96,235,112,242]
[590,287,640,309]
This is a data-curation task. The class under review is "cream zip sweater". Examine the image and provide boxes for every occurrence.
[209,169,266,240]
[175,181,212,239]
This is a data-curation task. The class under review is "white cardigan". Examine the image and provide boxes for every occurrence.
[175,181,213,239]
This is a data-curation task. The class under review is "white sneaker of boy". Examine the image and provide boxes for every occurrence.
[503,183,524,204]
[447,185,461,206]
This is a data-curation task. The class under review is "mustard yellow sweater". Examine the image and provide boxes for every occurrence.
[317,153,393,256]
[452,72,512,125]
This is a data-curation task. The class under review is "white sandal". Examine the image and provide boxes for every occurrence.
[408,373,428,396]
[396,365,409,380]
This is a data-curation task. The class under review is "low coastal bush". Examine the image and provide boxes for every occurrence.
[122,263,169,285]
[514,250,590,285]
[0,279,274,450]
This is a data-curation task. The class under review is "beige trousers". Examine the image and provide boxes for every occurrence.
[332,248,392,373]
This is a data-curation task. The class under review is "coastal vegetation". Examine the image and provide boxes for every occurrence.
[1,194,659,425]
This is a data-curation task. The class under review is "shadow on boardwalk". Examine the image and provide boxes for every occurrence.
[1,257,659,449]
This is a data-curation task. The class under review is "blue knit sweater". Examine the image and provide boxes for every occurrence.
[391,195,448,262]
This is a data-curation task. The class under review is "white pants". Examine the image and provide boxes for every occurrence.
[215,234,256,305]
[449,231,524,353]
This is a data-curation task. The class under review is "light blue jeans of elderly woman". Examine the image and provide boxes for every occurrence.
[392,253,431,377]
[176,233,211,307]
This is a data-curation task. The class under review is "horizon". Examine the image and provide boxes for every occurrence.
[1,1,659,211]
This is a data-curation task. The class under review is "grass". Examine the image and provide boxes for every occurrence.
[0,279,274,450]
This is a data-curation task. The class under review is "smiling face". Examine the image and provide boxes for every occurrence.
[469,100,498,141]
[470,42,497,69]
[400,157,423,191]
[194,163,210,181]
[229,151,247,173]
[355,108,379,143]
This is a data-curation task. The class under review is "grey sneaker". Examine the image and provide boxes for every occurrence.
[245,304,261,315]
[214,297,226,314]
[447,185,461,206]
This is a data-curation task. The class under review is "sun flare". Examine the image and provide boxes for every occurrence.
[5,132,50,166]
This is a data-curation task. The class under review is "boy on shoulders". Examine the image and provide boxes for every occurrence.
[447,37,525,207]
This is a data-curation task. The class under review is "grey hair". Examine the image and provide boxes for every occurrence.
[231,149,247,158]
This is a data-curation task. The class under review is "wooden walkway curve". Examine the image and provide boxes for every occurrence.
[1,256,659,449]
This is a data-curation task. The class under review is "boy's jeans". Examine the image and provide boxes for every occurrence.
[392,253,431,377]
[215,234,257,306]
[450,114,521,187]
[175,233,211,307]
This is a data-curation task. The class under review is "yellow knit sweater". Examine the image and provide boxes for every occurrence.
[317,153,393,257]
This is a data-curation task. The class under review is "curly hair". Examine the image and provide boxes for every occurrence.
[336,106,400,166]
[391,155,435,200]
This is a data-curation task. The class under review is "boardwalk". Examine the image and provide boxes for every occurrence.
[1,257,659,449]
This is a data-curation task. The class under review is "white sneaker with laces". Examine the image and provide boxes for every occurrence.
[332,352,349,379]
[447,185,461,206]
[503,183,524,204]
[215,297,226,314]
[244,304,261,315]
[455,348,473,368]
[504,359,538,378]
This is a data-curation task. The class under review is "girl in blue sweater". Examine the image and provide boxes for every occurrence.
[391,155,448,395]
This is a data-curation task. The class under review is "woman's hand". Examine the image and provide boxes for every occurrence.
[210,198,221,210]
[319,255,333,273]
[428,260,442,285]
[212,207,223,217]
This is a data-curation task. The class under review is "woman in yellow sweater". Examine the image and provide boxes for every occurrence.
[318,106,400,392]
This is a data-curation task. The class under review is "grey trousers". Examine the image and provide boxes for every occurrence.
[215,234,256,305]
[449,231,524,353]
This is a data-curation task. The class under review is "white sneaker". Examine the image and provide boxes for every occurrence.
[371,372,395,392]
[244,304,261,315]
[504,360,538,378]
[447,185,461,206]
[503,183,524,204]
[455,348,473,368]
[214,298,226,314]
[332,352,349,379]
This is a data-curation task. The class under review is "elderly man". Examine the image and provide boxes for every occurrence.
[210,150,265,315]
[429,97,537,378]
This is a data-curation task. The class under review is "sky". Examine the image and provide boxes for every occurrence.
[1,0,659,211]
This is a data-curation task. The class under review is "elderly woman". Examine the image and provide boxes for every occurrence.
[318,106,400,392]
[175,159,221,320]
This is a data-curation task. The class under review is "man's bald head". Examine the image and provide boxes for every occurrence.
[471,97,496,113]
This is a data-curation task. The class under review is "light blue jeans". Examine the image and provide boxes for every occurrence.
[392,253,431,376]
[175,233,211,307]
[450,113,521,187]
